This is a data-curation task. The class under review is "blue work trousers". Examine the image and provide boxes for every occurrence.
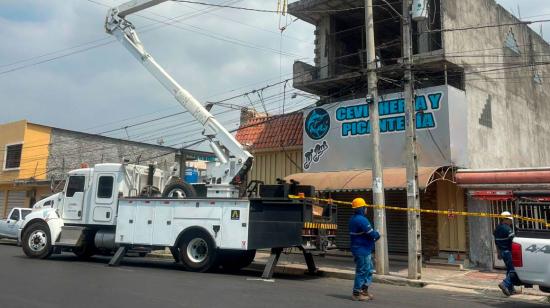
[353,254,373,293]
[500,249,516,292]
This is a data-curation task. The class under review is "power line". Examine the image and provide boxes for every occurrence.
[172,0,366,14]
[424,19,550,33]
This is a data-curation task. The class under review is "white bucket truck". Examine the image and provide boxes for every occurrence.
[20,0,320,276]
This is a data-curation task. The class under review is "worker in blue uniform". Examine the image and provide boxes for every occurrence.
[493,211,517,296]
[349,198,380,301]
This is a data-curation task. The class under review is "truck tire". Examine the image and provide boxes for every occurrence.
[22,222,53,259]
[73,241,96,259]
[540,286,550,293]
[219,249,256,272]
[162,179,197,198]
[178,229,217,272]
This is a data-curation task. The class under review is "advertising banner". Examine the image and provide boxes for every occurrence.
[302,85,467,172]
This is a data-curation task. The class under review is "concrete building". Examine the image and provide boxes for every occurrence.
[0,120,212,217]
[281,0,550,266]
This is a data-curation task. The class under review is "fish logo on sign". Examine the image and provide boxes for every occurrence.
[305,108,330,140]
[231,210,240,220]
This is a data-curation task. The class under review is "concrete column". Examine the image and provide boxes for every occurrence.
[467,195,494,270]
[318,15,331,79]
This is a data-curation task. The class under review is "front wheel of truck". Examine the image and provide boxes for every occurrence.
[22,222,53,259]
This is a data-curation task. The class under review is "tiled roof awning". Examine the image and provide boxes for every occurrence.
[284,167,441,192]
[236,112,303,151]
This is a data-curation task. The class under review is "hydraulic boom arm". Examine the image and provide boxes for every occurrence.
[105,0,253,186]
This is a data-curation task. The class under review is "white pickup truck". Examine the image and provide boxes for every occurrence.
[512,230,550,294]
[0,208,32,240]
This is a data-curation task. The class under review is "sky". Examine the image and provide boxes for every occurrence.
[1,0,550,150]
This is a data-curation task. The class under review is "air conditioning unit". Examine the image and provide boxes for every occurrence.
[411,0,429,21]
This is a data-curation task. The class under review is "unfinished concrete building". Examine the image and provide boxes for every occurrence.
[286,0,550,266]
[290,0,550,169]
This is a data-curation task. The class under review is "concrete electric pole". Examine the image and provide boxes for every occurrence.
[402,0,422,280]
[365,0,389,275]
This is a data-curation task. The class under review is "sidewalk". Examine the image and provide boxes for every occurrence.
[247,250,549,302]
[147,248,548,302]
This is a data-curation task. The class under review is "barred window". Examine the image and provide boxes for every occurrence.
[4,143,22,170]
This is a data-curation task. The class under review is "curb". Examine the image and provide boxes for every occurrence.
[145,254,548,300]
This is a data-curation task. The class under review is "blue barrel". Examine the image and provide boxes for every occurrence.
[184,168,199,183]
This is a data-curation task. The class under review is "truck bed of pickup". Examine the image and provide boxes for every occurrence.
[513,229,550,293]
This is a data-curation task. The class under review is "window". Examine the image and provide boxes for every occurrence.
[4,143,23,170]
[21,210,32,220]
[9,210,20,221]
[479,95,493,128]
[505,29,521,55]
[97,176,114,199]
[66,176,85,197]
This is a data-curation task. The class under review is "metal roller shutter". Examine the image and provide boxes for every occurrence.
[333,190,408,253]
[333,191,372,250]
[0,191,5,218]
[384,191,408,253]
[6,191,26,215]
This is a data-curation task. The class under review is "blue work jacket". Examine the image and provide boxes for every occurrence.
[349,208,380,256]
[494,222,514,251]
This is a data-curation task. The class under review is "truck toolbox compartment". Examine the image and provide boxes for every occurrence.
[247,198,305,249]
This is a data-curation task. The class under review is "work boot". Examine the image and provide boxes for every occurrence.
[361,287,374,300]
[352,292,369,301]
[498,283,511,297]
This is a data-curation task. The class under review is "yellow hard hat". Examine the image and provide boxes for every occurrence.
[352,198,367,209]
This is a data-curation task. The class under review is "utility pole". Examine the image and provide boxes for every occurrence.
[403,0,422,280]
[365,0,389,275]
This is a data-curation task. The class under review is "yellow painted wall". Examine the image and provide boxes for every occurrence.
[0,120,51,182]
[0,120,26,182]
[248,149,303,185]
[20,123,51,180]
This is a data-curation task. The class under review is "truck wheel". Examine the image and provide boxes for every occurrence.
[162,179,197,198]
[73,241,96,259]
[178,229,217,272]
[219,250,256,271]
[22,222,53,259]
[540,286,550,293]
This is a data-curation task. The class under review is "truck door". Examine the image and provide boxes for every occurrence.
[0,209,16,236]
[62,175,86,221]
[0,209,20,238]
[91,173,116,224]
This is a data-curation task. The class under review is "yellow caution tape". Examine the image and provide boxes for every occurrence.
[290,195,550,228]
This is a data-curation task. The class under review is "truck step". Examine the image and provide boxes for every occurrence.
[55,226,86,247]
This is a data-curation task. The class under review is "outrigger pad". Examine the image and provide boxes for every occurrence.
[108,246,128,267]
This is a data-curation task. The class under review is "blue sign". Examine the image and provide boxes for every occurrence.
[338,93,442,137]
[305,108,330,140]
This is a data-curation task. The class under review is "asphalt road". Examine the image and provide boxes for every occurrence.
[0,242,545,308]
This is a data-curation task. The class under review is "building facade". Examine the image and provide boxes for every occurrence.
[269,0,550,264]
[0,120,212,217]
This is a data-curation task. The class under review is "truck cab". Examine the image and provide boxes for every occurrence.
[19,163,170,258]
